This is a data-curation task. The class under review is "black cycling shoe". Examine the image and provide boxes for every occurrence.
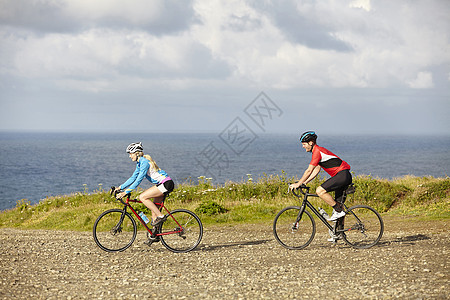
[144,235,160,246]
[151,215,167,226]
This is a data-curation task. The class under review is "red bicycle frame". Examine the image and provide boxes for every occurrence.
[121,195,184,237]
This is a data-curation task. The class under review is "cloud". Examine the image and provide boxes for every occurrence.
[190,0,450,89]
[0,0,199,34]
[407,72,434,89]
[349,0,371,12]
[250,0,353,52]
[2,28,231,93]
[0,0,449,108]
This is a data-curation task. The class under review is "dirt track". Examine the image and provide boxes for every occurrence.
[0,217,448,299]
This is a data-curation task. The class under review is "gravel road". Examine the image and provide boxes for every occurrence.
[0,217,448,299]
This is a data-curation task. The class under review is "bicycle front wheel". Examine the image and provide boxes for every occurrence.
[273,206,316,250]
[93,209,137,252]
[160,209,203,253]
[341,205,384,249]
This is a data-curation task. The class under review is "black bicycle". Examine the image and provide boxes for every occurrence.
[273,184,383,249]
[93,187,203,253]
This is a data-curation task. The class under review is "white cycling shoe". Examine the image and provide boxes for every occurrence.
[328,229,341,242]
[327,210,346,221]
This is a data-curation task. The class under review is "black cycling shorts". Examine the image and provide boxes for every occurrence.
[156,180,175,195]
[321,170,352,202]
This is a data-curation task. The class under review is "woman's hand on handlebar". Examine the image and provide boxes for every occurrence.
[116,191,128,199]
[110,186,126,199]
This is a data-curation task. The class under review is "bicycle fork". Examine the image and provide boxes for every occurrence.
[292,203,307,231]
[111,208,128,235]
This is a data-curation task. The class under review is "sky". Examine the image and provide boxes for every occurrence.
[0,0,449,135]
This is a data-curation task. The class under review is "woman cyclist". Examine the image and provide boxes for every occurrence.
[115,142,174,226]
[289,131,352,221]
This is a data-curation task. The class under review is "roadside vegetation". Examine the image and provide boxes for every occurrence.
[1,173,449,231]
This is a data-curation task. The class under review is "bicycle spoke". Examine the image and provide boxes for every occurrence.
[342,205,384,249]
[273,206,316,250]
[93,209,137,252]
[160,209,203,253]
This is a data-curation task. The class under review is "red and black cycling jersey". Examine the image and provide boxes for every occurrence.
[310,145,350,177]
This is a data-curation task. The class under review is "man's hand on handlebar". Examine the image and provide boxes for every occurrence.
[289,182,306,191]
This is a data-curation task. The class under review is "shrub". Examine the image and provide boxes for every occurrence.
[0,175,448,230]
[195,201,228,216]
[16,199,31,212]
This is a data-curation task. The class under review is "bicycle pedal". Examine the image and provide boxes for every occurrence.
[144,236,160,246]
[328,229,341,242]
[150,235,160,241]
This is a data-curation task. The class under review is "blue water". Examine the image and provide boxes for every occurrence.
[0,132,449,211]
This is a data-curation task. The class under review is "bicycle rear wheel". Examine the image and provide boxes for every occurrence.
[93,209,137,252]
[341,205,384,249]
[160,209,203,253]
[273,206,316,250]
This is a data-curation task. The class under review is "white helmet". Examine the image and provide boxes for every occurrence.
[126,142,143,153]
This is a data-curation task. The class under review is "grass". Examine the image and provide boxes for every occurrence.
[1,173,449,231]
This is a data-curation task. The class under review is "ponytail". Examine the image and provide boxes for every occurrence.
[143,154,160,171]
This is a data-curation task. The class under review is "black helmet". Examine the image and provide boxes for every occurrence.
[299,131,317,143]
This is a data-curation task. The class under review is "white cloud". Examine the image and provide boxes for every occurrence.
[4,27,230,92]
[189,0,450,89]
[349,0,371,12]
[407,72,434,89]
[0,0,449,92]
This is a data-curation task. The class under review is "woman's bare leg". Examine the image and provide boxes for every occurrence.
[139,186,165,221]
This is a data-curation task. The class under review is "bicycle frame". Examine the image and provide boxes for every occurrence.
[117,194,184,238]
[292,187,345,232]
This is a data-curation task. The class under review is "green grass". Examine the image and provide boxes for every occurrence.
[1,174,449,231]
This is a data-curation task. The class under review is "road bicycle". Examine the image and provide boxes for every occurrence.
[273,184,383,249]
[93,187,203,253]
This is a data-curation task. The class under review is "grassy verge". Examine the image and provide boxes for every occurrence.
[1,174,449,231]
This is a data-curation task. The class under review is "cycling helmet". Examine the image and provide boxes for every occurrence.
[299,131,317,143]
[126,142,143,153]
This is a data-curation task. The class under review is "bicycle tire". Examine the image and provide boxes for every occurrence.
[341,205,384,249]
[93,209,137,252]
[273,206,316,250]
[160,209,203,253]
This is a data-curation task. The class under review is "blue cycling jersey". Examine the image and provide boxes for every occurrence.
[120,157,170,194]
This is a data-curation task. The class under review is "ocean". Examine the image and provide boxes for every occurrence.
[0,132,449,211]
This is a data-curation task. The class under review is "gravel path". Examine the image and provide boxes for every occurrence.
[1,217,448,299]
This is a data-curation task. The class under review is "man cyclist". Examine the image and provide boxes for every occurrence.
[289,131,352,221]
